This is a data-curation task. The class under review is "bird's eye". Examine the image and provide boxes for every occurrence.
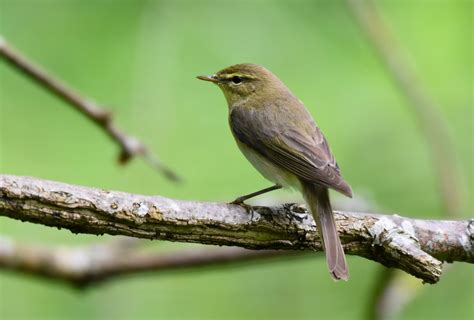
[231,76,242,84]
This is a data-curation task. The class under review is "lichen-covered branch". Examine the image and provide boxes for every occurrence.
[0,36,179,181]
[0,236,301,288]
[0,175,472,283]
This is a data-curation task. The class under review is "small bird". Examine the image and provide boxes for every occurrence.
[197,64,352,280]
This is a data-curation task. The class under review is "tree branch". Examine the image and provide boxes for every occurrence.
[0,36,179,182]
[1,175,472,283]
[0,236,303,288]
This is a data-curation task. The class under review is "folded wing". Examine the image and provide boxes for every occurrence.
[230,105,352,197]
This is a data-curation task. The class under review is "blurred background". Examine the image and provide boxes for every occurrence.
[0,0,472,319]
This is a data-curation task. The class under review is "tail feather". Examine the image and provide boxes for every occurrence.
[301,181,349,281]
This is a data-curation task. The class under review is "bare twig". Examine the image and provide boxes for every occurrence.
[1,175,473,284]
[346,0,464,217]
[0,35,179,182]
[346,1,467,318]
[0,236,303,288]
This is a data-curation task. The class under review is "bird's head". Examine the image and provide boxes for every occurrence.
[197,63,288,106]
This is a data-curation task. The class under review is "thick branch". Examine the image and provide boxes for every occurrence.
[0,36,179,181]
[1,175,472,283]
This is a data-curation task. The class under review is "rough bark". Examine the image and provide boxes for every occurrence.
[1,175,473,283]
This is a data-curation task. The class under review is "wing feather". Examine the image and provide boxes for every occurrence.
[230,105,352,197]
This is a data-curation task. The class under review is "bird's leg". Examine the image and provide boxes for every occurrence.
[230,184,282,205]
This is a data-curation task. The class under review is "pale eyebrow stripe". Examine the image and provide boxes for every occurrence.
[219,73,257,80]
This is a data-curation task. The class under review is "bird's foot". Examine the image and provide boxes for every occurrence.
[229,198,255,219]
[230,196,246,205]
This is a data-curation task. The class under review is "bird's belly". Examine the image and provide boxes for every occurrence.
[235,140,301,190]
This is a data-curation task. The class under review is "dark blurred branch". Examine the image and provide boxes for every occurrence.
[0,35,179,182]
[2,175,473,284]
[366,268,396,320]
[368,268,425,320]
[346,1,467,318]
[0,237,302,289]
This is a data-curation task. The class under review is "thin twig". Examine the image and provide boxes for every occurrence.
[0,35,179,182]
[346,0,464,217]
[1,175,473,284]
[345,1,467,318]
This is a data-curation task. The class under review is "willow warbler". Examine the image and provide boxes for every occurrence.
[197,63,352,280]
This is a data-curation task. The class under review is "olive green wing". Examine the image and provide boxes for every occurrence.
[230,105,352,197]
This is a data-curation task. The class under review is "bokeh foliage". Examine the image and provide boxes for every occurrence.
[0,0,472,319]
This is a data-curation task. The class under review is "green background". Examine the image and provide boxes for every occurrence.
[0,0,472,319]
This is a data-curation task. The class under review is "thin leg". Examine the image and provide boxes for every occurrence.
[230,184,282,205]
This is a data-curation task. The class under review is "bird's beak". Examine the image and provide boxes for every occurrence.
[196,74,219,83]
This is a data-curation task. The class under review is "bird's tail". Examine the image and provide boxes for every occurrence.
[301,181,349,281]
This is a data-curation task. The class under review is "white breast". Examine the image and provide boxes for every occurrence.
[235,140,301,190]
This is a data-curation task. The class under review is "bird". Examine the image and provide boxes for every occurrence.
[197,63,352,280]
